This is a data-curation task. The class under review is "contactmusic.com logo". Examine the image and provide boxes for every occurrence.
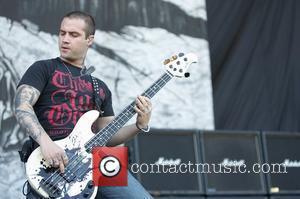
[92,147,128,186]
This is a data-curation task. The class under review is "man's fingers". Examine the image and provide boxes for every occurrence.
[135,98,144,112]
[59,161,65,173]
[47,159,53,166]
[136,96,152,113]
[136,98,144,110]
[134,106,143,114]
[137,96,150,107]
[58,154,66,173]
[52,158,60,167]
[62,154,69,165]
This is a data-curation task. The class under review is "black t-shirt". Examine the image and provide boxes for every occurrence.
[18,57,114,139]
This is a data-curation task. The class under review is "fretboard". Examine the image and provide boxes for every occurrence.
[85,72,173,152]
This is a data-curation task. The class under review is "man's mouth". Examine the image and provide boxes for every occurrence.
[61,47,70,51]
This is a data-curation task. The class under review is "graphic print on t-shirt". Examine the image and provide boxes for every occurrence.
[46,69,105,137]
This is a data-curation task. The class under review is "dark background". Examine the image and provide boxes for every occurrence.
[207,0,300,131]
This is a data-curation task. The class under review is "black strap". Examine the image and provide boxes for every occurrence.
[91,76,103,116]
[18,138,36,163]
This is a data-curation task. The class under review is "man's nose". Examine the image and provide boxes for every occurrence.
[62,35,70,43]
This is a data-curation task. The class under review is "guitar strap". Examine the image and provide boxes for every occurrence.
[91,76,103,117]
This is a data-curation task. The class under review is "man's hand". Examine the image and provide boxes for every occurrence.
[134,96,152,129]
[39,134,68,173]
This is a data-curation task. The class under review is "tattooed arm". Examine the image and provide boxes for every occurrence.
[14,84,46,143]
[14,84,68,172]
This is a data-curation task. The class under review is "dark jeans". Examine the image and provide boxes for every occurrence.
[25,172,153,199]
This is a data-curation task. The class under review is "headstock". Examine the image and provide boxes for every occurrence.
[163,52,198,78]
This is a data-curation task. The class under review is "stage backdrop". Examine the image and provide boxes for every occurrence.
[207,0,300,131]
[0,0,212,198]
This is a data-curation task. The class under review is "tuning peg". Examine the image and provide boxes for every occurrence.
[178,53,184,57]
[171,55,178,60]
[184,72,190,78]
[163,59,170,65]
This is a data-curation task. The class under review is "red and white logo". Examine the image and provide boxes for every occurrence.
[92,147,128,186]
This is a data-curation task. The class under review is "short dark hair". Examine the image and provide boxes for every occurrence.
[63,11,95,37]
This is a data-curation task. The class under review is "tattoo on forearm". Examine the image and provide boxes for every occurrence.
[14,85,45,142]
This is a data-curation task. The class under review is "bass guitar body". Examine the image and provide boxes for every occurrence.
[26,110,100,199]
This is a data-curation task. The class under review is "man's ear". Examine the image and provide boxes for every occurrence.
[87,35,94,46]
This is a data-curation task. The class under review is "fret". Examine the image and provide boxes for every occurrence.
[142,73,172,98]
